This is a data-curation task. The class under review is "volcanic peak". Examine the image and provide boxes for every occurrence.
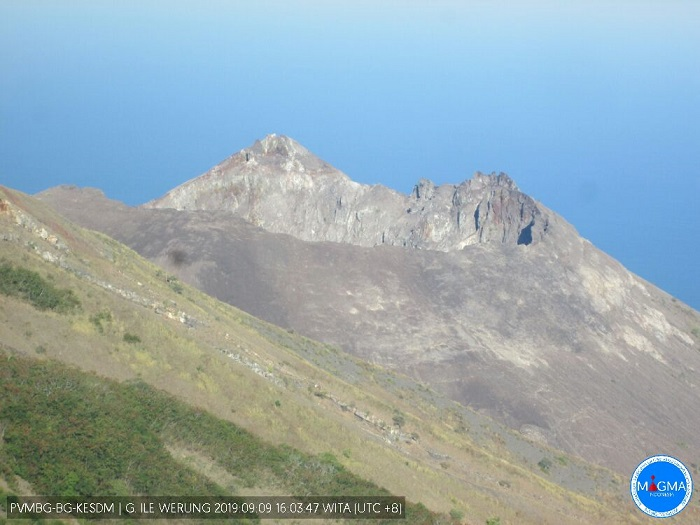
[238,133,333,174]
[252,133,308,157]
[146,135,555,250]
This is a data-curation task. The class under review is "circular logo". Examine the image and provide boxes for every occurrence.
[631,455,693,518]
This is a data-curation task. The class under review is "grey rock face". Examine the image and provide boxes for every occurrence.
[144,134,549,250]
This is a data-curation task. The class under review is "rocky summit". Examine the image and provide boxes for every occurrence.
[145,134,550,250]
[39,135,700,477]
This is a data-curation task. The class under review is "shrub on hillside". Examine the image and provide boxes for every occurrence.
[0,262,79,313]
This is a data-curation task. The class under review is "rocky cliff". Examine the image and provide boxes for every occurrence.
[145,134,550,250]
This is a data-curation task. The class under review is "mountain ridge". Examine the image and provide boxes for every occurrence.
[144,134,554,251]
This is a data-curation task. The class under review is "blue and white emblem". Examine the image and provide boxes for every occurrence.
[630,455,693,518]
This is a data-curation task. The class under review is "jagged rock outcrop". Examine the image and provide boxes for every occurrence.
[144,134,549,250]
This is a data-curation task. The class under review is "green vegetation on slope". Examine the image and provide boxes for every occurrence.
[0,349,439,523]
[0,261,79,313]
[0,350,224,497]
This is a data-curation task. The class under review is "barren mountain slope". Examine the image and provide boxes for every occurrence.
[38,137,700,479]
[3,184,658,524]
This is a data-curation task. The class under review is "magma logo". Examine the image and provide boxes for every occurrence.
[630,455,693,518]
